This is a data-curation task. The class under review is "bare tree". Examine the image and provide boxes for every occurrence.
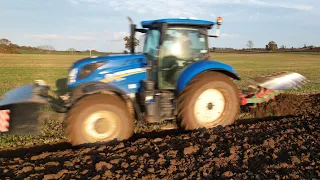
[246,40,254,51]
[68,48,76,55]
[37,45,55,54]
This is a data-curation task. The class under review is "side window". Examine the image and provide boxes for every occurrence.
[137,34,146,53]
[143,30,160,59]
[189,31,205,50]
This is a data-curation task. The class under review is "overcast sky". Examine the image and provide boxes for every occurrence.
[1,0,319,52]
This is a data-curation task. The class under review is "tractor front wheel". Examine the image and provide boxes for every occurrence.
[177,71,239,130]
[65,93,134,145]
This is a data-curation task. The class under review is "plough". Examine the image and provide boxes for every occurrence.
[240,71,308,108]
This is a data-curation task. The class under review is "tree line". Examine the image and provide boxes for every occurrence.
[245,40,279,51]
[0,38,55,54]
[212,40,318,53]
[0,38,108,55]
[0,37,139,55]
[246,40,317,51]
[1,37,318,55]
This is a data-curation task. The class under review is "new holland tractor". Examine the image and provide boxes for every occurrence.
[0,17,308,145]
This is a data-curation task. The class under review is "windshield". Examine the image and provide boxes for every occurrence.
[161,27,208,61]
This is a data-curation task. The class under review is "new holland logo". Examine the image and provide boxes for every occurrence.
[101,68,146,83]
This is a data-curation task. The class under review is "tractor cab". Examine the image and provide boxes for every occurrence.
[130,17,222,90]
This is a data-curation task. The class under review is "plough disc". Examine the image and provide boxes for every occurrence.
[251,71,309,90]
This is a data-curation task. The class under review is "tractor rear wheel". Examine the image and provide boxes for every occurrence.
[177,71,239,130]
[65,93,134,145]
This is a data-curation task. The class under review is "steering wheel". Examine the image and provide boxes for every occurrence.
[161,56,179,71]
[162,62,178,71]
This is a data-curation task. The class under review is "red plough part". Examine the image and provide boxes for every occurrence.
[239,87,284,108]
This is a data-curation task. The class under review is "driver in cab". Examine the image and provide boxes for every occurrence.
[161,31,193,85]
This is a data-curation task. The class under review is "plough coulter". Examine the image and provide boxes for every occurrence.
[0,17,308,145]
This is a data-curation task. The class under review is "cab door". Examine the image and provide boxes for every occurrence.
[143,29,161,82]
[157,27,209,90]
[157,28,191,90]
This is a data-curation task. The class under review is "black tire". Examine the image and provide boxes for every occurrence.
[177,71,239,130]
[65,93,134,145]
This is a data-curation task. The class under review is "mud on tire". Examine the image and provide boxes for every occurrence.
[177,71,239,130]
[65,93,134,145]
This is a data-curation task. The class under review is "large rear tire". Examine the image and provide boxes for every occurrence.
[65,93,134,145]
[177,71,239,130]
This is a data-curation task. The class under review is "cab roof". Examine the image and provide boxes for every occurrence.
[141,18,215,29]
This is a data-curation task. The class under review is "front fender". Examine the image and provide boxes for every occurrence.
[176,60,240,92]
[69,82,142,120]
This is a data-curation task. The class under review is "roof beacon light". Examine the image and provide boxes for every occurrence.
[217,16,222,25]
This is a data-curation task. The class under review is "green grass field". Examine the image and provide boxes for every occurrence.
[0,52,319,148]
[1,52,319,97]
[212,52,320,93]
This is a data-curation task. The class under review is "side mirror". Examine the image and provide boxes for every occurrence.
[207,16,222,38]
[136,29,147,33]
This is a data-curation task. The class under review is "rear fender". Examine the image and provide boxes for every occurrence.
[69,82,142,121]
[176,60,240,92]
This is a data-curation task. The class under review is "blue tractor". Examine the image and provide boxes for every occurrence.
[0,17,308,145]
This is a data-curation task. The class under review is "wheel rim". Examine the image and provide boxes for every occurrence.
[193,88,226,126]
[83,111,119,140]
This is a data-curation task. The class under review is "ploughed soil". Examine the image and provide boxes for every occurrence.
[0,93,319,179]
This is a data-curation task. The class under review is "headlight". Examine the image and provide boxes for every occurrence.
[78,62,106,80]
[68,68,78,84]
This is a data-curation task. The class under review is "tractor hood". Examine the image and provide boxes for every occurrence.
[67,53,147,91]
[70,54,146,69]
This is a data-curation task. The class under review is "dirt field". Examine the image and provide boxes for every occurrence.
[0,93,319,179]
[0,53,319,179]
